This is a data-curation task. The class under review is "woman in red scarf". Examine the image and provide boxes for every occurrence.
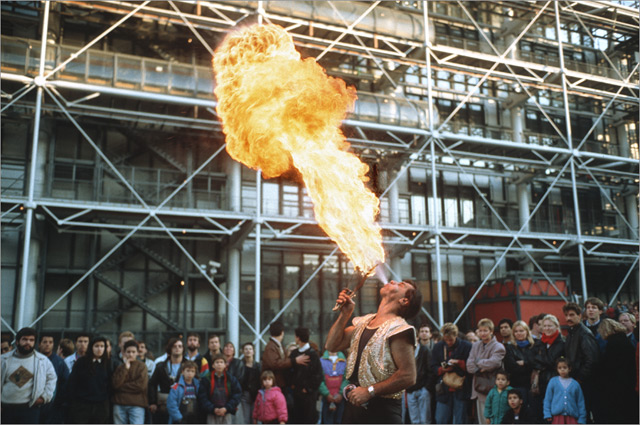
[530,314,565,423]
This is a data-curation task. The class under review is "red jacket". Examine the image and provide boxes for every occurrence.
[252,386,287,424]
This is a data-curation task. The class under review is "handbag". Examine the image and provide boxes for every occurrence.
[441,346,465,390]
[530,369,540,396]
[474,371,494,395]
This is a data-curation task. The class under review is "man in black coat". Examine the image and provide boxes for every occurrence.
[288,327,323,424]
[563,302,601,423]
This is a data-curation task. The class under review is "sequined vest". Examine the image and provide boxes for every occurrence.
[345,314,416,399]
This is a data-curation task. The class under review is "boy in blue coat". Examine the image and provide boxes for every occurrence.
[197,354,242,424]
[484,370,513,424]
[167,360,200,424]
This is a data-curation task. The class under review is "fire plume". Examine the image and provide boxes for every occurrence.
[213,24,385,273]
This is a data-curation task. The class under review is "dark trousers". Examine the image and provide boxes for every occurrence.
[2,403,41,424]
[291,391,319,424]
[342,397,402,424]
[68,399,110,424]
[39,401,65,424]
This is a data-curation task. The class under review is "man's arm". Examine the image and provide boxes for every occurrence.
[325,290,356,353]
[347,330,416,406]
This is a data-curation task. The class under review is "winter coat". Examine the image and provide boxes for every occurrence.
[236,359,261,401]
[149,359,186,405]
[564,323,599,383]
[466,337,506,399]
[288,346,323,397]
[261,338,292,389]
[197,371,242,415]
[45,353,69,406]
[1,350,58,407]
[252,386,288,424]
[407,344,433,393]
[167,375,200,424]
[600,332,638,423]
[430,338,472,402]
[112,360,148,408]
[503,342,535,388]
[65,356,112,403]
[543,377,586,423]
[532,335,565,393]
[318,350,348,399]
[584,319,607,352]
[484,385,513,424]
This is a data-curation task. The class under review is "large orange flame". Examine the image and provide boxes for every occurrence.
[212,24,385,273]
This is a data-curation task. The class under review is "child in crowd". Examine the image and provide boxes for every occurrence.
[252,370,287,424]
[543,358,586,424]
[501,389,532,424]
[197,353,242,424]
[484,370,513,424]
[167,360,200,424]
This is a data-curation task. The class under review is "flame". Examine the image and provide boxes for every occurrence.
[213,24,385,273]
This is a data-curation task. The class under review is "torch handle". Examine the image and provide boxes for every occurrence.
[332,289,355,311]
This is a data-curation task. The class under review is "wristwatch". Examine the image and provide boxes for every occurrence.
[367,385,375,397]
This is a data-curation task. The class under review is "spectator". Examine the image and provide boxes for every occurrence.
[38,333,70,424]
[405,336,433,424]
[261,321,309,392]
[137,340,155,379]
[500,389,532,424]
[223,342,241,381]
[112,331,135,369]
[57,338,74,360]
[1,327,57,424]
[432,328,442,344]
[562,302,600,423]
[203,334,222,369]
[235,342,261,424]
[503,321,535,410]
[530,314,565,423]
[185,333,209,377]
[288,327,323,424]
[64,333,91,372]
[149,337,186,424]
[318,350,348,424]
[598,318,639,423]
[1,333,11,354]
[66,336,112,424]
[167,360,201,424]
[542,358,586,424]
[466,330,479,343]
[467,318,506,424]
[484,370,512,424]
[498,319,514,345]
[197,353,242,424]
[617,312,637,347]
[583,297,606,352]
[418,324,435,351]
[430,322,472,424]
[252,370,287,425]
[112,340,148,424]
[528,316,541,340]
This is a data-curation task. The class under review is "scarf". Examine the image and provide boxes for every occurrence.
[516,339,530,348]
[541,330,559,345]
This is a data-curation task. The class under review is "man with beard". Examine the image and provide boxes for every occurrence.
[185,333,209,377]
[38,334,70,424]
[1,328,57,424]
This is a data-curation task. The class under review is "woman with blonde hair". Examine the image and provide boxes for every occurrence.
[503,321,535,411]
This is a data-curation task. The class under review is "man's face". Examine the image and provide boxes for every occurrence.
[76,336,90,355]
[443,334,457,347]
[171,341,184,357]
[92,341,105,358]
[187,336,200,351]
[243,344,254,358]
[381,280,411,303]
[39,336,54,355]
[208,336,220,353]
[124,345,138,362]
[213,358,226,374]
[565,310,581,327]
[1,341,10,354]
[499,323,512,338]
[17,335,36,355]
[419,327,431,341]
[138,343,147,357]
[619,314,634,333]
[508,393,522,410]
[585,303,602,320]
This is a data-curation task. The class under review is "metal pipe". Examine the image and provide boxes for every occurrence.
[254,169,262,359]
[608,257,639,305]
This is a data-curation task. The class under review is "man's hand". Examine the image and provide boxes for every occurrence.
[33,397,45,406]
[295,354,310,365]
[149,404,158,414]
[485,419,491,424]
[124,357,131,369]
[335,289,355,316]
[516,360,524,366]
[347,386,373,407]
[333,393,342,403]
[214,407,227,416]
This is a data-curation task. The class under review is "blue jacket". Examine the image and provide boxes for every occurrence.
[167,375,200,424]
[318,350,348,399]
[484,385,512,424]
[430,338,472,402]
[543,377,586,424]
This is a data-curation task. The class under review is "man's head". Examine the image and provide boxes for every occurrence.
[181,360,198,382]
[123,339,139,362]
[57,338,74,358]
[598,317,627,340]
[441,323,459,347]
[507,389,523,410]
[223,342,235,359]
[418,324,432,343]
[165,337,184,357]
[118,331,135,351]
[536,313,547,329]
[382,280,422,320]
[15,327,37,355]
[187,333,201,352]
[562,302,582,327]
[1,340,11,354]
[618,312,636,334]
[242,342,255,359]
[212,353,227,374]
[498,319,513,340]
[39,334,55,356]
[208,334,221,354]
[269,321,285,340]
[294,327,310,346]
[585,297,604,322]
[75,333,91,356]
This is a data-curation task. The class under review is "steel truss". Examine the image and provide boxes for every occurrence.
[1,1,638,349]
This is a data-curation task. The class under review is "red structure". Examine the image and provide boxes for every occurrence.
[468,273,571,332]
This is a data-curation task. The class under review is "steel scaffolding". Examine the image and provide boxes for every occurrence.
[1,1,638,354]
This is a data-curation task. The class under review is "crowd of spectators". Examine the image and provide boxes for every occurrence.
[1,297,638,424]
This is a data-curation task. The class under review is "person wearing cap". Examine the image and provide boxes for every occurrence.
[1,327,57,424]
